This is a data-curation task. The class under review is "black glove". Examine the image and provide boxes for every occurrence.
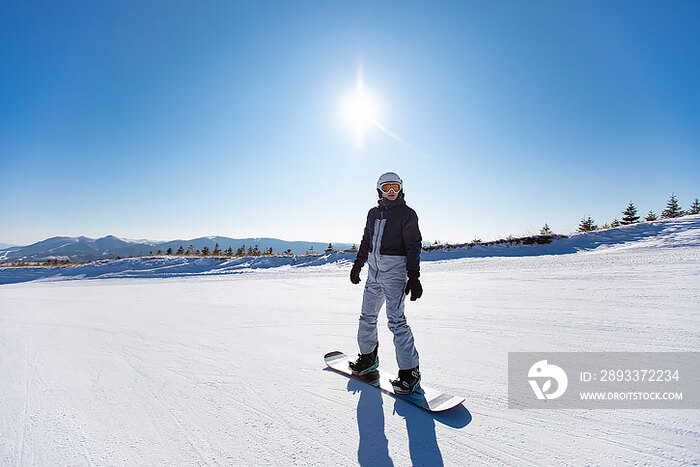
[405,270,422,301]
[350,260,364,284]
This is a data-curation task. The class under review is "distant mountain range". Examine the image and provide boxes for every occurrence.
[0,235,355,263]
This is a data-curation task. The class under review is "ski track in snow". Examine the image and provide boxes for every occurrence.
[1,218,699,466]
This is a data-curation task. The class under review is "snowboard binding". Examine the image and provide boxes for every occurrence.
[390,366,421,395]
[348,343,379,375]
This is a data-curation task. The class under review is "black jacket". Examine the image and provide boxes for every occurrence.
[356,194,422,272]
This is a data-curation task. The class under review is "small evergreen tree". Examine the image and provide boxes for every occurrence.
[688,198,700,215]
[166,247,173,255]
[252,245,261,256]
[661,193,684,218]
[540,223,552,235]
[201,246,210,255]
[284,248,292,255]
[620,202,640,225]
[225,247,233,256]
[156,249,162,255]
[645,210,658,221]
[176,245,184,255]
[579,216,597,232]
[213,243,221,255]
[236,245,246,256]
[186,244,195,255]
[247,246,254,256]
[610,218,620,228]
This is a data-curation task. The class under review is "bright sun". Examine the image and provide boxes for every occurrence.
[340,79,380,146]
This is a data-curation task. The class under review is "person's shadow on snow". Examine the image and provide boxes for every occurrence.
[393,399,444,466]
[393,396,472,467]
[347,378,394,467]
[348,376,473,467]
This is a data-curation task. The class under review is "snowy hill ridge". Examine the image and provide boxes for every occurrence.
[0,235,354,264]
[1,215,698,285]
[422,214,700,260]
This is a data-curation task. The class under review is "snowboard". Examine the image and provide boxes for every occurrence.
[324,351,465,412]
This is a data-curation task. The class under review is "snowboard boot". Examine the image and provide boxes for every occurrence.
[391,366,421,394]
[349,343,379,375]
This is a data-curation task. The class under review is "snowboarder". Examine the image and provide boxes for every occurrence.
[349,172,423,394]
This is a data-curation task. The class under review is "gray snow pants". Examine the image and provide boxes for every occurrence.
[357,257,419,370]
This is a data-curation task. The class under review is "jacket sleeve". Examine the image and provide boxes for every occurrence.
[403,208,422,272]
[355,209,375,264]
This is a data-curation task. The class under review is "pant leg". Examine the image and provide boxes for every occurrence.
[357,267,385,354]
[380,264,420,370]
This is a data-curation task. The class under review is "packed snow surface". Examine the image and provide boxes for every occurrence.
[1,216,699,465]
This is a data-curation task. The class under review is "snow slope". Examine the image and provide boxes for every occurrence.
[0,217,698,465]
[2,215,699,285]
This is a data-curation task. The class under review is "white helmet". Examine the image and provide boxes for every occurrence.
[376,172,403,192]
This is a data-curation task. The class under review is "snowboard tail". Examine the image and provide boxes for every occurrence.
[324,351,464,412]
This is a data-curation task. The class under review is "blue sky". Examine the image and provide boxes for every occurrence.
[1,1,698,246]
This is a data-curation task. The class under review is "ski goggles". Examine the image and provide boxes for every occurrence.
[380,183,402,193]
